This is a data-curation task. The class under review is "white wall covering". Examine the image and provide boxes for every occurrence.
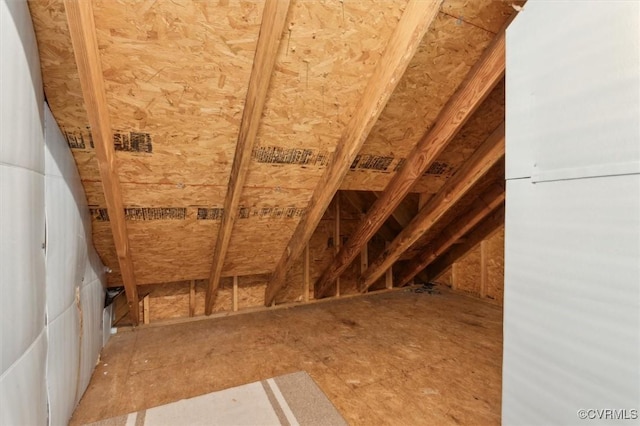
[504,1,640,425]
[1,1,109,424]
[1,1,47,424]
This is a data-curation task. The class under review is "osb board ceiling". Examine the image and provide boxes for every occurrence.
[28,0,515,287]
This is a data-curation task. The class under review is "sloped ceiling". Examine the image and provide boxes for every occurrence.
[28,0,516,291]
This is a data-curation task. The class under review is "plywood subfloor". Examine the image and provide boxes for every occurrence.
[71,288,503,425]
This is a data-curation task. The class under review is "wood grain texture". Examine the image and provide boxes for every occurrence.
[361,123,505,290]
[396,183,505,287]
[426,206,505,280]
[264,0,443,306]
[205,0,291,314]
[314,30,506,298]
[341,192,398,243]
[64,0,139,324]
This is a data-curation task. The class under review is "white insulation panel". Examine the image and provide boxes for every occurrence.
[504,1,640,425]
[1,2,108,424]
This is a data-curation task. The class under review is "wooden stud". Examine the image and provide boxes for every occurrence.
[425,206,505,280]
[480,240,488,298]
[335,193,341,297]
[205,0,291,315]
[360,123,505,291]
[264,0,442,306]
[64,0,140,324]
[418,193,430,210]
[303,244,310,303]
[314,30,506,299]
[451,263,458,290]
[360,241,368,276]
[143,295,150,325]
[232,276,239,312]
[189,280,195,317]
[395,182,504,287]
[385,242,393,290]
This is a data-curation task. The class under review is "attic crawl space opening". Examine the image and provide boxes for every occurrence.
[29,0,514,325]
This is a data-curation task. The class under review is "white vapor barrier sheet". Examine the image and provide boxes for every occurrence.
[0,1,47,425]
[45,104,108,423]
[505,0,640,180]
[1,1,108,423]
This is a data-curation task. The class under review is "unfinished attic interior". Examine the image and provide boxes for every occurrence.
[1,0,638,425]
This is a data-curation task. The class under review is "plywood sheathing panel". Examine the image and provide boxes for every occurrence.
[341,78,506,193]
[453,246,481,295]
[92,0,262,187]
[243,0,408,191]
[400,158,504,262]
[339,12,499,192]
[484,226,504,304]
[29,0,513,289]
[230,0,409,285]
[29,0,89,131]
[441,0,523,33]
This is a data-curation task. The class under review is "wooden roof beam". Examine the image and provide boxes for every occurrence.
[264,0,443,306]
[64,0,140,324]
[396,182,505,287]
[205,0,291,315]
[314,32,506,298]
[425,206,505,281]
[360,123,505,291]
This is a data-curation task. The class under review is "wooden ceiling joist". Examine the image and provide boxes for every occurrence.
[314,31,506,298]
[396,183,505,287]
[205,0,291,315]
[263,0,443,307]
[425,206,506,281]
[360,123,505,291]
[64,0,139,324]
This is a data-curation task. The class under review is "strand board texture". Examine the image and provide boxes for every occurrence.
[28,0,515,289]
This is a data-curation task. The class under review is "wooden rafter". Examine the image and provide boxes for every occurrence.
[314,30,506,298]
[64,0,140,324]
[205,0,291,315]
[425,206,505,280]
[264,0,443,306]
[396,182,505,287]
[360,123,505,290]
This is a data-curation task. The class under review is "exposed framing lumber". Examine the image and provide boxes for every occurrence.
[303,244,310,302]
[314,30,506,298]
[360,123,505,290]
[64,0,140,324]
[342,192,398,242]
[264,0,442,306]
[143,295,150,325]
[374,192,416,228]
[385,242,393,289]
[334,194,341,297]
[232,276,239,312]
[480,240,488,298]
[189,280,196,317]
[395,183,505,287]
[426,207,505,280]
[205,0,291,315]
